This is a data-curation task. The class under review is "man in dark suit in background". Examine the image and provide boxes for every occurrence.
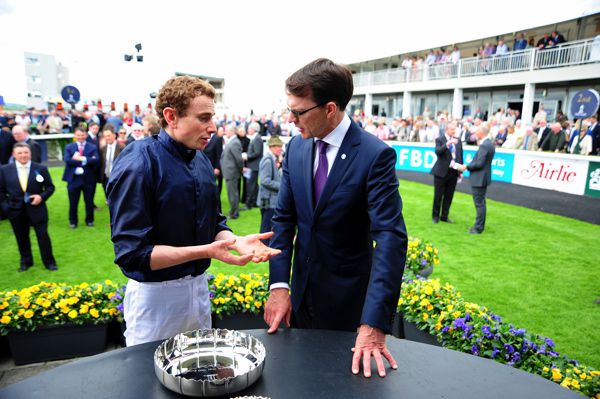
[264,58,408,379]
[62,125,99,228]
[99,127,124,194]
[587,115,600,155]
[245,122,263,210]
[0,128,14,165]
[458,126,496,234]
[430,121,463,224]
[221,124,244,219]
[0,143,57,271]
[12,125,41,163]
[203,126,224,209]
[535,120,551,148]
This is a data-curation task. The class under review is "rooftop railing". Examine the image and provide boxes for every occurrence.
[353,37,600,87]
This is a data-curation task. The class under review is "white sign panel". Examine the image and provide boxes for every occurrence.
[512,153,588,195]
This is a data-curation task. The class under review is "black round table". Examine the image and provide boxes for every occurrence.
[0,329,582,398]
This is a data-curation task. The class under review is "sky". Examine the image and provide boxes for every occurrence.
[0,0,598,115]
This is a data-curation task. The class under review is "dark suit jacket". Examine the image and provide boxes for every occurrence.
[269,119,408,334]
[536,126,551,146]
[62,141,100,188]
[25,138,42,163]
[203,133,223,170]
[589,124,600,155]
[0,130,14,165]
[246,134,264,172]
[0,162,54,224]
[99,143,124,183]
[430,135,463,178]
[221,136,243,180]
[467,138,495,188]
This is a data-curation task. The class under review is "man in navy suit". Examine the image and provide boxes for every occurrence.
[62,125,99,228]
[264,58,408,378]
[458,126,496,234]
[430,121,463,223]
[0,143,57,271]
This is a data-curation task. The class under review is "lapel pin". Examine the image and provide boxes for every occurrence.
[341,154,347,160]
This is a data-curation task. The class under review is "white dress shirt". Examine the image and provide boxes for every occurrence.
[270,114,351,291]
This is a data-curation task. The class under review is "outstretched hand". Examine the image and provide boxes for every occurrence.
[208,239,254,265]
[230,232,281,263]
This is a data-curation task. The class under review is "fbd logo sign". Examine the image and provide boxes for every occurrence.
[585,162,600,198]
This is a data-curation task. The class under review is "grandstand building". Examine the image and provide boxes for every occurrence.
[347,12,600,124]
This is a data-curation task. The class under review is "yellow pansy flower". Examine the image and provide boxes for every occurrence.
[90,309,100,318]
[0,315,10,324]
[551,368,563,381]
[68,310,78,319]
[24,310,34,319]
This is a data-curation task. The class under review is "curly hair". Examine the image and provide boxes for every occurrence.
[155,75,216,128]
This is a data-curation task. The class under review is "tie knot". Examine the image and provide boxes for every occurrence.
[317,140,328,154]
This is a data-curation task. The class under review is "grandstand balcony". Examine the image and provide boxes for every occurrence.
[351,37,600,123]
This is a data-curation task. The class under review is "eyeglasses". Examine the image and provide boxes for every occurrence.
[287,102,326,118]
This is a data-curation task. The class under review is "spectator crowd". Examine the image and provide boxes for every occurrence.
[0,90,598,267]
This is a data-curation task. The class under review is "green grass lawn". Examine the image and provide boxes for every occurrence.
[1,167,598,369]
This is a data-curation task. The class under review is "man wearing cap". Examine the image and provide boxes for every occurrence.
[257,136,283,243]
[0,143,57,271]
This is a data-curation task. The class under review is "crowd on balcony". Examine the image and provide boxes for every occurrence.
[396,30,572,80]
[351,106,599,156]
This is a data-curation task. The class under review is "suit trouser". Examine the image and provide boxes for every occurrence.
[259,208,275,244]
[471,186,487,232]
[238,175,247,204]
[215,174,223,213]
[10,213,55,266]
[68,184,95,225]
[246,170,259,207]
[432,172,458,219]
[225,177,240,217]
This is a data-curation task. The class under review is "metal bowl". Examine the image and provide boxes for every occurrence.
[154,329,266,397]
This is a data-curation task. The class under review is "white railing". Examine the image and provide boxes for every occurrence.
[353,37,600,87]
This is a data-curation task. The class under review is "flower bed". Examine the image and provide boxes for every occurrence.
[398,277,600,397]
[0,280,123,335]
[208,273,269,317]
[1,238,598,396]
[404,237,440,278]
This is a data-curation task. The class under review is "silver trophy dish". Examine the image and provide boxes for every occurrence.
[154,329,266,397]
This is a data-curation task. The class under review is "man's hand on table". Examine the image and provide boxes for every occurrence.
[352,324,398,378]
[264,288,291,333]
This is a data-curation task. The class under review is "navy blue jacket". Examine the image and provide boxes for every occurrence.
[269,119,408,333]
[107,130,230,282]
[62,141,99,188]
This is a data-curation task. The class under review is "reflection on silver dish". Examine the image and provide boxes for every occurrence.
[154,329,266,397]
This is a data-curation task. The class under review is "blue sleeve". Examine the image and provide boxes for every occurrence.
[268,140,298,287]
[64,144,81,166]
[361,146,408,333]
[107,148,154,274]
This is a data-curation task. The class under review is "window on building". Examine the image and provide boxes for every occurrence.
[25,57,39,65]
[29,75,42,84]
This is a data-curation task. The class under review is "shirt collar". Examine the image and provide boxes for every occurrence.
[315,113,350,148]
[158,129,196,163]
[17,161,31,169]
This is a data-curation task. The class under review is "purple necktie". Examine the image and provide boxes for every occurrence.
[314,140,329,204]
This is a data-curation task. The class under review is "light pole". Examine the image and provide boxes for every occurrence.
[123,43,143,119]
